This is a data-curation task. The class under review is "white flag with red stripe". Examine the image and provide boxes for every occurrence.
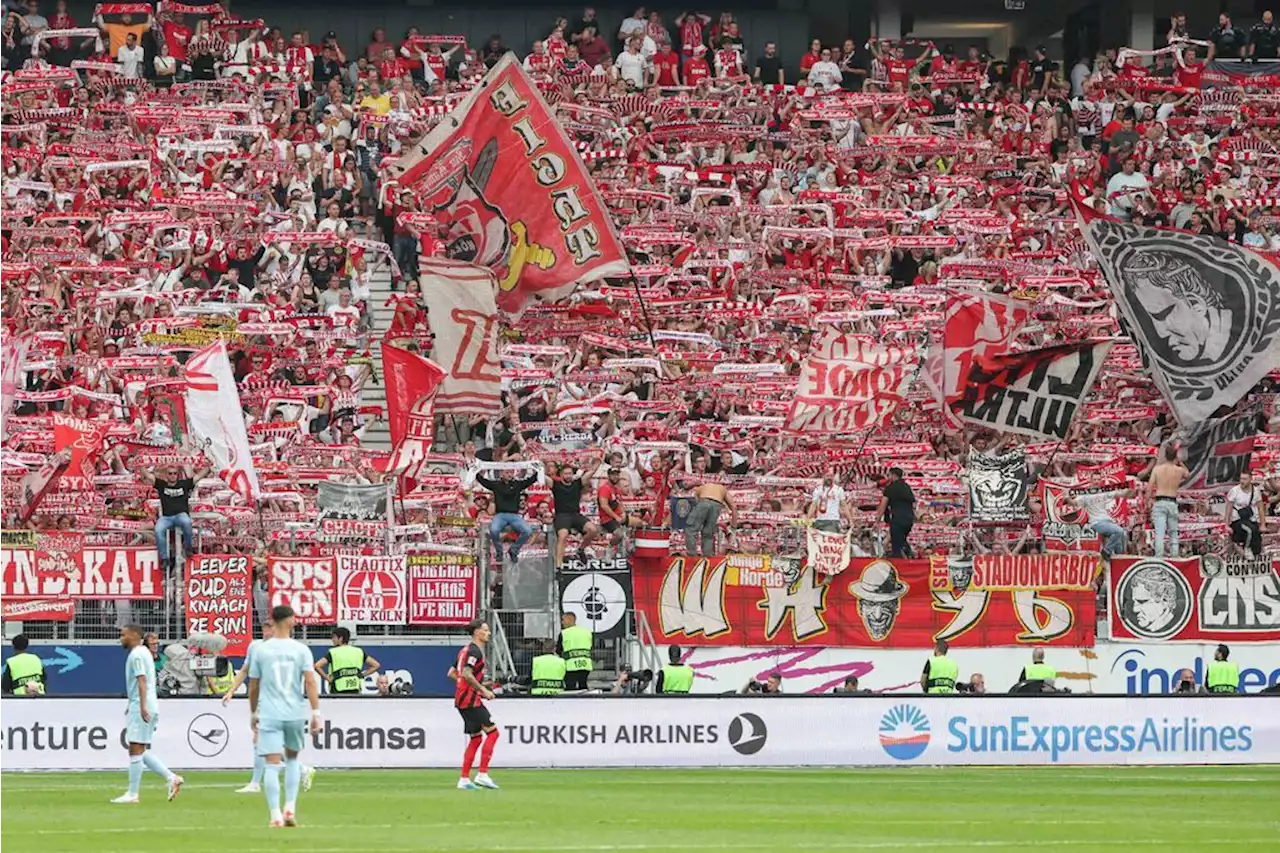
[417,257,503,414]
[185,340,259,503]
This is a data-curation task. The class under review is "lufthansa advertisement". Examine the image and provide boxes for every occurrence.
[2,697,1277,771]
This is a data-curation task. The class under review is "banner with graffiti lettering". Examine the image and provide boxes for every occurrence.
[950,340,1112,440]
[405,549,479,627]
[1179,407,1259,492]
[784,348,916,434]
[384,54,628,316]
[967,449,1029,523]
[184,554,251,656]
[0,547,163,600]
[1109,556,1280,642]
[630,552,1099,648]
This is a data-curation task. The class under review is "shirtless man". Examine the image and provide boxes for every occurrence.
[1147,444,1188,557]
[684,482,736,557]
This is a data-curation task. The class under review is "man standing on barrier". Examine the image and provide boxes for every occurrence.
[1205,644,1240,694]
[921,639,958,694]
[2,635,46,696]
[557,611,594,691]
[529,641,566,695]
[656,644,694,694]
[315,628,380,695]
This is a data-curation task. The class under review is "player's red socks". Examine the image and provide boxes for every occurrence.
[479,728,499,773]
[461,735,482,777]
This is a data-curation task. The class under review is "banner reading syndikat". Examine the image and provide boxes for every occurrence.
[385,55,628,316]
[1,547,163,599]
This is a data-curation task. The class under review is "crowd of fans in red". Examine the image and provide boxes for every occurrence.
[2,2,1279,579]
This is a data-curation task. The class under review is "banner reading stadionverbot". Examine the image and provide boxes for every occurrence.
[631,553,1099,648]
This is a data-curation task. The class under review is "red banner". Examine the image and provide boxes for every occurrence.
[53,412,110,491]
[405,550,478,626]
[337,554,407,624]
[0,598,75,621]
[184,554,251,656]
[631,553,1098,648]
[1,547,164,600]
[268,556,337,624]
[1109,556,1280,642]
[385,54,628,315]
[381,342,446,479]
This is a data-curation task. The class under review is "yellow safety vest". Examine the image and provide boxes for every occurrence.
[661,663,694,694]
[560,625,593,673]
[6,652,46,695]
[926,655,958,693]
[1206,660,1240,694]
[530,654,566,695]
[328,645,366,694]
[1023,662,1057,681]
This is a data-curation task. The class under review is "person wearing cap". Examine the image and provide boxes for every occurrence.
[1018,647,1056,689]
[1205,645,1240,694]
[920,639,958,694]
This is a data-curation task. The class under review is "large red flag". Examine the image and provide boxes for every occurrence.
[381,342,447,479]
[384,54,629,316]
[923,292,1031,429]
[52,412,110,491]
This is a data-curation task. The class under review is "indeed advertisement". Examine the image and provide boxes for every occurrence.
[0,643,461,696]
[2,697,1276,771]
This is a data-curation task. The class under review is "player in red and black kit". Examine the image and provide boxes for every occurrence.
[450,618,499,790]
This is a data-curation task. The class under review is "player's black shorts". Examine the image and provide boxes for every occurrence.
[602,518,621,534]
[554,513,589,534]
[458,705,493,735]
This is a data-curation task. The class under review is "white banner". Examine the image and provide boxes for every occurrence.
[661,643,1280,696]
[417,257,503,414]
[806,528,851,577]
[185,340,259,501]
[2,696,1277,770]
[336,554,407,624]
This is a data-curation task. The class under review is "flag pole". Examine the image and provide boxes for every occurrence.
[630,272,657,351]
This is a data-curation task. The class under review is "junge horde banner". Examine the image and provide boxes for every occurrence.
[631,553,1099,648]
[1,547,164,600]
[1109,556,1280,643]
[385,54,629,316]
[951,340,1112,441]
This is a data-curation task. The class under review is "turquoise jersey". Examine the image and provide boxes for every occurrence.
[125,646,157,714]
[249,638,313,722]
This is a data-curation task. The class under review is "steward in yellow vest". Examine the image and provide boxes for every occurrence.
[921,639,958,694]
[530,653,567,695]
[4,636,46,696]
[657,644,694,694]
[317,628,381,695]
[1206,644,1240,694]
[557,612,593,691]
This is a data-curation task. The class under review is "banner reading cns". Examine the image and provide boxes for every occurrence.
[1109,556,1280,642]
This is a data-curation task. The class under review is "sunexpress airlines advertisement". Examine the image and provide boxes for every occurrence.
[2,697,1276,770]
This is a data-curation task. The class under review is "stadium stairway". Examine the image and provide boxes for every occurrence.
[360,263,396,451]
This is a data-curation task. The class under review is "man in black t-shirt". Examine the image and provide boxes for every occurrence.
[877,467,916,558]
[753,41,783,84]
[1030,45,1056,94]
[1251,11,1280,60]
[136,462,209,569]
[550,462,600,566]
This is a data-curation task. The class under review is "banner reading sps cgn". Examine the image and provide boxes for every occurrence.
[2,697,1279,771]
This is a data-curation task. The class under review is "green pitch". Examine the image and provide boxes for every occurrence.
[3,767,1278,852]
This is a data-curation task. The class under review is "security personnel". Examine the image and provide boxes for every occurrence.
[556,611,593,691]
[1019,647,1057,687]
[656,644,694,694]
[529,643,567,695]
[1205,644,1241,694]
[315,627,381,695]
[2,635,46,696]
[920,638,958,694]
[203,656,236,697]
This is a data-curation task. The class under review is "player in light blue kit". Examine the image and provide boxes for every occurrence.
[248,604,322,828]
[111,624,183,804]
[222,617,316,794]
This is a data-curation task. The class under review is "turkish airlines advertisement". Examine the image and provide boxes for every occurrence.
[631,553,1099,648]
[1109,556,1280,642]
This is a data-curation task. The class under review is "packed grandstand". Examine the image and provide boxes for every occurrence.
[1,1,1278,650]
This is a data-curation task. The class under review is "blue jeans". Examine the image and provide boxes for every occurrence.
[1151,501,1179,557]
[393,233,418,280]
[490,513,532,560]
[155,512,193,565]
[1091,519,1126,558]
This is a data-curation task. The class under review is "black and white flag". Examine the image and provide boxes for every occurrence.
[1178,406,1259,492]
[317,481,391,522]
[558,556,633,640]
[1079,206,1280,425]
[966,449,1030,523]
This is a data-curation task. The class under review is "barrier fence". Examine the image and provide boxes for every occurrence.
[2,696,1276,771]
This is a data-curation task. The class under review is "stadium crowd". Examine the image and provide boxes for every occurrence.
[2,1,1279,587]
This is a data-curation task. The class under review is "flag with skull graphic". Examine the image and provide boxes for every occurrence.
[1076,195,1280,425]
[966,449,1029,523]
